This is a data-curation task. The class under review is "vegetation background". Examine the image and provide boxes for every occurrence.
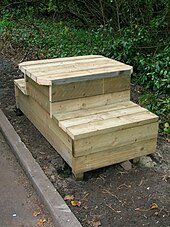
[0,0,169,136]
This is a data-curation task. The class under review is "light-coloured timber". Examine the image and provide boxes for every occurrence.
[14,79,28,95]
[26,76,49,97]
[51,79,103,102]
[52,90,130,115]
[73,122,158,157]
[72,138,157,175]
[53,101,137,122]
[27,81,50,113]
[15,55,159,179]
[59,110,158,140]
[21,58,118,73]
[51,74,130,102]
[19,55,103,67]
[35,65,132,85]
[19,55,132,85]
[15,86,73,167]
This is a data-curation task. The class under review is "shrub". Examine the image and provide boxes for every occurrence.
[0,8,169,136]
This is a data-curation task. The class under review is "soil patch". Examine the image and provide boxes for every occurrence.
[0,54,170,227]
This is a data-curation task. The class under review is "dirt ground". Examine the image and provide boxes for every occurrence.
[0,54,170,227]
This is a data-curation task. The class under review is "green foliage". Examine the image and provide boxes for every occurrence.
[1,19,112,58]
[0,4,169,136]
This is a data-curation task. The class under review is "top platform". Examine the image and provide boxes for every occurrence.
[19,55,133,85]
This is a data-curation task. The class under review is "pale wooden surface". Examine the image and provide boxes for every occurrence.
[72,138,157,174]
[52,90,130,115]
[19,55,132,85]
[56,104,158,140]
[73,122,158,157]
[15,87,73,166]
[51,74,130,102]
[14,79,27,95]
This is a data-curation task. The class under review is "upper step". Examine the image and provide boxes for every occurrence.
[19,55,133,86]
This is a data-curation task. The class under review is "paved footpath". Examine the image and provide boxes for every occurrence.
[0,131,54,227]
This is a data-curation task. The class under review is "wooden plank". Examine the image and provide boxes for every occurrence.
[19,56,133,86]
[73,122,158,157]
[72,138,157,174]
[104,74,130,93]
[15,87,73,162]
[64,110,158,139]
[23,60,116,83]
[52,90,130,114]
[14,84,19,109]
[14,79,28,95]
[25,62,124,79]
[22,58,115,72]
[26,76,49,97]
[59,105,146,130]
[19,55,103,67]
[36,64,132,85]
[51,74,130,102]
[54,101,136,122]
[27,81,51,113]
[51,79,103,102]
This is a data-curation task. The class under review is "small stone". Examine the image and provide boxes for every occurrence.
[132,157,140,164]
[51,158,58,165]
[44,167,53,176]
[150,152,163,164]
[120,160,132,170]
[138,156,156,168]
[50,175,56,183]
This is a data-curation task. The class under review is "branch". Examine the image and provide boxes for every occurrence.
[1,1,48,10]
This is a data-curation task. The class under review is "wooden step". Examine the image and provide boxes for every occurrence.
[19,55,132,85]
[14,79,28,95]
[55,103,158,140]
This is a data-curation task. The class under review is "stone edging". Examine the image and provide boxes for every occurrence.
[0,109,82,227]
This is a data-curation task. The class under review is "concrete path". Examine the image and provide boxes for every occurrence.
[0,131,54,227]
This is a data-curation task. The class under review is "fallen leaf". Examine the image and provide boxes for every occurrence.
[166,138,170,142]
[70,200,81,207]
[162,174,170,182]
[92,220,101,227]
[64,195,74,201]
[32,210,41,217]
[150,203,158,210]
[36,217,47,227]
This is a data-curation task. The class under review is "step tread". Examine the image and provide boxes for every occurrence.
[19,55,132,85]
[14,79,27,95]
[54,102,158,140]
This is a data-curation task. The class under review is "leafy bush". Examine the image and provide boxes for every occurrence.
[0,7,169,136]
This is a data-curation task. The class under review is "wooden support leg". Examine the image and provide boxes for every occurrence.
[120,160,132,170]
[15,86,19,109]
[74,172,84,181]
